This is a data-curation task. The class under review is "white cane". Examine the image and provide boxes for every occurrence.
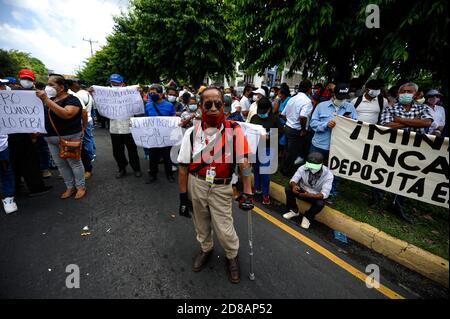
[247,208,255,281]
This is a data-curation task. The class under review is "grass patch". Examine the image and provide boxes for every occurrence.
[271,171,449,260]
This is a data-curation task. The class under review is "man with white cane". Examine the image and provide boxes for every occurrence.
[177,87,254,284]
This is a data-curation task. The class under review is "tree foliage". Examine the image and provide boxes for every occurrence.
[228,0,448,89]
[79,0,235,87]
[0,49,48,83]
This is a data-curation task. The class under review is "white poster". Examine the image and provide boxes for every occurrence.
[131,116,183,148]
[329,116,449,208]
[92,85,144,120]
[0,91,47,134]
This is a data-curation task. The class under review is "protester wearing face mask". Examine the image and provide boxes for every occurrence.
[280,82,313,177]
[166,86,184,116]
[351,79,389,211]
[380,82,433,223]
[180,96,201,128]
[145,84,176,184]
[246,87,268,123]
[250,97,284,205]
[103,74,143,179]
[177,87,254,284]
[283,152,334,229]
[414,91,425,105]
[239,85,253,120]
[424,89,445,137]
[310,83,358,199]
[352,79,389,125]
[35,74,86,200]
[380,82,433,134]
[8,69,52,198]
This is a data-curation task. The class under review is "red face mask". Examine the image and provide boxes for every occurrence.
[202,109,225,128]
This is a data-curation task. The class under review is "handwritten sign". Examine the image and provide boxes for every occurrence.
[92,85,144,120]
[131,117,183,148]
[0,91,46,134]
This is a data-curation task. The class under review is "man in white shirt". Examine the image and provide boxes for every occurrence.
[283,152,334,229]
[280,91,313,176]
[352,79,389,125]
[239,85,253,120]
[351,79,389,211]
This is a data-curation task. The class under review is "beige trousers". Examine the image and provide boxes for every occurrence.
[188,174,239,259]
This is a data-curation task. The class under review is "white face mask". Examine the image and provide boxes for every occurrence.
[368,89,380,98]
[20,79,34,89]
[333,98,345,107]
[45,86,57,98]
[269,92,275,98]
[167,95,177,103]
[189,104,197,111]
[224,93,232,97]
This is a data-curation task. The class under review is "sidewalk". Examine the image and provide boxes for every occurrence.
[268,181,449,288]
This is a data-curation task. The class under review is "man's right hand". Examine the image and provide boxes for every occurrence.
[179,192,192,218]
[327,120,336,128]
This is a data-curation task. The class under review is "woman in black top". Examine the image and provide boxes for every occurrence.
[36,74,86,200]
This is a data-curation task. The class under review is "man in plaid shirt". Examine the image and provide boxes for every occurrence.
[380,82,433,133]
[379,82,433,223]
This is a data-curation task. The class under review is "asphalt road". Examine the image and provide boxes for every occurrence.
[0,128,447,299]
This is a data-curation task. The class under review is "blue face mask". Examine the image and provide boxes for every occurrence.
[150,93,160,102]
[398,93,414,105]
[257,113,269,119]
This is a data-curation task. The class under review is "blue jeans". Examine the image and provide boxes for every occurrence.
[37,136,51,171]
[253,148,273,197]
[0,148,16,198]
[83,122,96,160]
[309,144,337,197]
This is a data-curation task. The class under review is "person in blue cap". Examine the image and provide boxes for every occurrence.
[4,77,19,89]
[108,74,143,179]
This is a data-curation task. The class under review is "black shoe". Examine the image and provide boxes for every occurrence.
[167,175,175,183]
[145,175,157,184]
[115,169,127,179]
[134,171,142,178]
[29,185,53,197]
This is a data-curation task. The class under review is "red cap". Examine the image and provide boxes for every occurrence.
[18,69,36,81]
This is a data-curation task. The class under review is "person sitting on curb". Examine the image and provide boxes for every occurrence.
[283,152,334,229]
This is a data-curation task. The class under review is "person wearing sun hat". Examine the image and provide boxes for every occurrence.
[283,152,334,229]
[424,89,445,137]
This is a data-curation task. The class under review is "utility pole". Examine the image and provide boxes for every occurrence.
[83,38,98,57]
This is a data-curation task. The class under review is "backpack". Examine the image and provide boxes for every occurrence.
[354,94,385,123]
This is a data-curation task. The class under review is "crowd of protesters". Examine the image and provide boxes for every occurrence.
[0,69,447,283]
[1,71,447,223]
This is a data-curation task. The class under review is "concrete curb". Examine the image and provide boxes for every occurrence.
[268,181,449,288]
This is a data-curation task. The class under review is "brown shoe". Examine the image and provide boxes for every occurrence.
[84,172,92,180]
[192,249,213,272]
[74,187,87,200]
[226,256,240,284]
[60,188,76,199]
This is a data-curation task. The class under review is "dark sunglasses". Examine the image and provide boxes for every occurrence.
[204,100,223,110]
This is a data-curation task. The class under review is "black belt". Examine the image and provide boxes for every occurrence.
[190,173,232,185]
